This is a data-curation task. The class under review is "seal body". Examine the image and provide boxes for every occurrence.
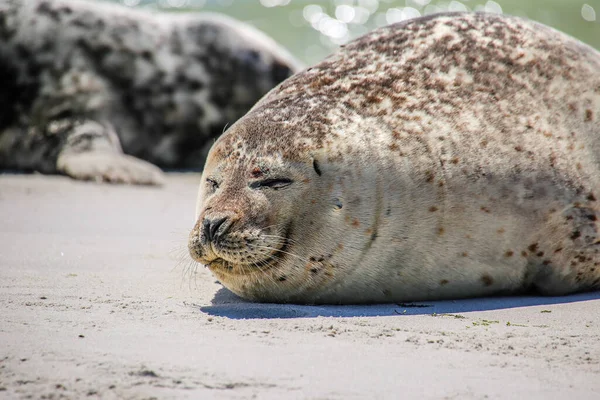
[189,12,600,304]
[0,0,300,184]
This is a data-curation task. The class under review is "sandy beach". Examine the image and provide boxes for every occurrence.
[1,174,599,399]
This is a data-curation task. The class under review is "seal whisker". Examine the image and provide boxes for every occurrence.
[259,235,300,246]
[169,241,205,291]
[243,259,278,290]
[249,244,309,264]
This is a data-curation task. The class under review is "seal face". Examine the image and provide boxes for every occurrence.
[0,0,301,184]
[189,12,600,304]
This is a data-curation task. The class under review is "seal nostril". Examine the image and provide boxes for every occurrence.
[203,216,229,243]
[201,219,211,244]
[210,216,228,240]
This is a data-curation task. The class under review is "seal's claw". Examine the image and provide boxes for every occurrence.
[57,152,166,186]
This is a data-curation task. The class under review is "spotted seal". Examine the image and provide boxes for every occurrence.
[0,0,301,184]
[188,12,600,304]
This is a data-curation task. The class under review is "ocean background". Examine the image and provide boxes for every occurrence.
[101,0,600,65]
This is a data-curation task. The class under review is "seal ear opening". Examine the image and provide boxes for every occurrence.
[312,159,322,176]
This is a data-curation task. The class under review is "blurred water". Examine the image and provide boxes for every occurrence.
[104,0,599,65]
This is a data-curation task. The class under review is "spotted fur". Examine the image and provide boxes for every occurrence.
[190,12,600,304]
[0,0,301,184]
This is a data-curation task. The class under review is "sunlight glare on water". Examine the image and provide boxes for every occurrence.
[582,4,597,22]
[112,0,599,65]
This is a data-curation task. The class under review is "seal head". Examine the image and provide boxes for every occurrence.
[188,115,337,303]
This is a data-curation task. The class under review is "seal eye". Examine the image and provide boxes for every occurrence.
[249,178,293,190]
[313,159,322,176]
[206,177,220,191]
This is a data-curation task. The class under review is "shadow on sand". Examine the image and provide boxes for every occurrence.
[199,286,600,319]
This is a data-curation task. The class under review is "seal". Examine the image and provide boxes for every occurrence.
[188,12,600,304]
[0,0,301,184]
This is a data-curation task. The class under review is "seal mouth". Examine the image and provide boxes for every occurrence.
[208,240,289,275]
[207,258,233,270]
[207,223,293,275]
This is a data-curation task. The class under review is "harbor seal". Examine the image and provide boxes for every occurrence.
[0,0,301,184]
[188,12,600,304]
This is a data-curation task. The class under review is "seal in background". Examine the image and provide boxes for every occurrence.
[0,0,301,184]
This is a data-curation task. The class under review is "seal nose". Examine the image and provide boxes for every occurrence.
[202,216,229,244]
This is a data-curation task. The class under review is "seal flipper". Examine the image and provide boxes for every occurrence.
[530,205,600,295]
[55,119,165,185]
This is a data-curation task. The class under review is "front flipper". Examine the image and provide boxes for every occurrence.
[57,151,165,185]
[55,120,165,185]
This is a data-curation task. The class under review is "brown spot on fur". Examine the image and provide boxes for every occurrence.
[504,250,514,257]
[480,206,491,213]
[497,228,505,234]
[250,167,265,178]
[309,74,336,90]
[521,251,528,257]
[528,243,539,252]
[554,247,563,253]
[437,226,445,235]
[365,93,383,104]
[425,171,434,183]
[429,206,438,212]
[514,146,523,152]
[440,279,449,285]
[585,109,593,122]
[481,274,493,286]
[542,260,551,265]
[352,218,360,227]
[536,251,544,257]
[571,230,581,240]
[451,157,459,164]
[588,193,597,202]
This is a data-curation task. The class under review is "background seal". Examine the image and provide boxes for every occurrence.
[0,0,302,184]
